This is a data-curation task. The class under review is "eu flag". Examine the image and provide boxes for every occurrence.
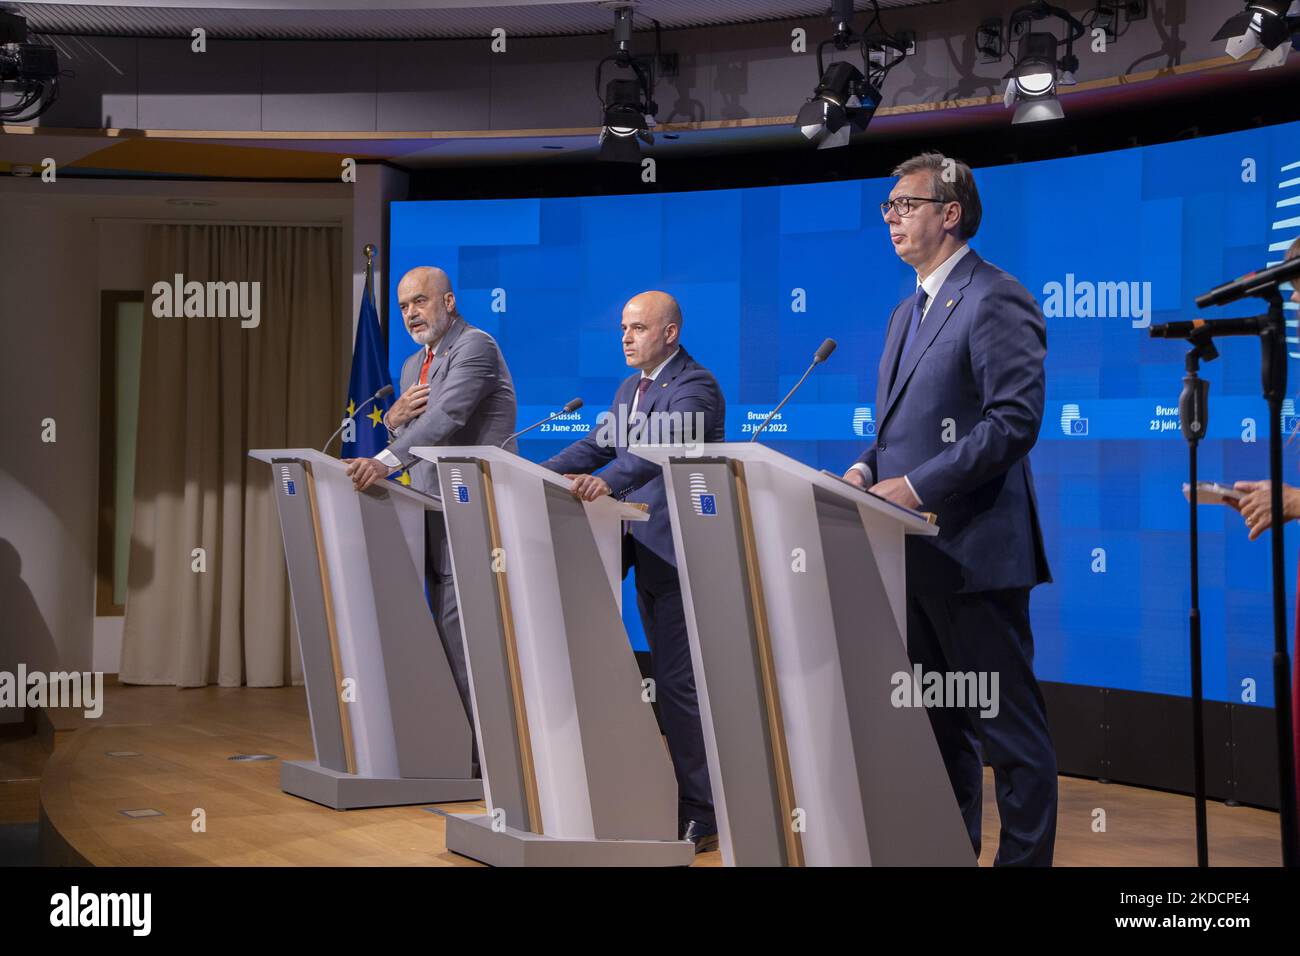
[340,282,394,460]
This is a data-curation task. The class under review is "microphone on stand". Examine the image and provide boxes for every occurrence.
[500,398,584,447]
[1148,315,1267,339]
[322,384,395,454]
[1195,257,1300,308]
[750,338,836,442]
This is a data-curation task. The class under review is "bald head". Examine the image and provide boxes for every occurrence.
[397,266,458,347]
[621,290,682,372]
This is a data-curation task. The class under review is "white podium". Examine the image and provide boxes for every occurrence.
[631,442,975,866]
[250,449,481,809]
[410,446,694,867]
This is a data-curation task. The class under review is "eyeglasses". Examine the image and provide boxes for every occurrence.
[880,196,947,218]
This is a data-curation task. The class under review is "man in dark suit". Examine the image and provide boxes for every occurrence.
[843,153,1056,865]
[540,290,725,852]
[345,266,517,751]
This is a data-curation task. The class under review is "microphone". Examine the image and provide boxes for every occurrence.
[750,338,836,442]
[500,398,584,448]
[322,384,394,454]
[1148,316,1265,340]
[1195,257,1300,308]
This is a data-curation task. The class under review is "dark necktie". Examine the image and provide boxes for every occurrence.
[890,286,929,390]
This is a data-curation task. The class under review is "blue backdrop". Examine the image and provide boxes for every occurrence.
[390,119,1300,706]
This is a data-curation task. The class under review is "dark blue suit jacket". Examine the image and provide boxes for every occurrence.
[541,347,725,568]
[857,249,1052,594]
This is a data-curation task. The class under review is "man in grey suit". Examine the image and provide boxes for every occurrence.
[843,153,1055,865]
[345,266,517,753]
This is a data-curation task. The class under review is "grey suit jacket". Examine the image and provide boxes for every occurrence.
[385,315,518,494]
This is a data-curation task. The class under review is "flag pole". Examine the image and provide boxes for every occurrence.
[363,242,376,299]
[363,242,381,348]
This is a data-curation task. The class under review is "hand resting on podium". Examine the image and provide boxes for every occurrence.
[839,466,920,509]
[564,473,612,502]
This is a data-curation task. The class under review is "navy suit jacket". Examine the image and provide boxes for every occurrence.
[540,347,725,568]
[857,249,1052,594]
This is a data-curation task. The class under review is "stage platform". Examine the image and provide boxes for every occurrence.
[2,679,1282,867]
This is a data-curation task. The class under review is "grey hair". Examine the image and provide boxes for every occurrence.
[892,151,982,241]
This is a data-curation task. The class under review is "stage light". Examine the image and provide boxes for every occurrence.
[792,0,904,149]
[998,3,1086,125]
[598,77,654,163]
[0,10,60,122]
[593,5,659,163]
[796,60,881,150]
[1004,32,1063,124]
[1214,1,1300,71]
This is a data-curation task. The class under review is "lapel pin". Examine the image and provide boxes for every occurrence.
[945,298,954,308]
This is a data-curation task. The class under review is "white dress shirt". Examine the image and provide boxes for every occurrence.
[851,244,971,504]
[632,348,680,415]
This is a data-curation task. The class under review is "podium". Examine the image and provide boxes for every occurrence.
[410,446,694,866]
[250,449,482,809]
[630,443,975,866]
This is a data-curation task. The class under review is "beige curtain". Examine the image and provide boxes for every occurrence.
[120,224,344,687]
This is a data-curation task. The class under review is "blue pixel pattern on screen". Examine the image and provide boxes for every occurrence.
[390,120,1300,706]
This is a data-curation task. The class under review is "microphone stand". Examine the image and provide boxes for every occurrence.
[322,389,390,455]
[752,359,822,442]
[1258,288,1299,867]
[501,401,583,448]
[1180,290,1300,868]
[1179,329,1216,868]
[1159,288,1299,867]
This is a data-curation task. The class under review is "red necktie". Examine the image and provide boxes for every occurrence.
[636,377,652,407]
[417,346,434,385]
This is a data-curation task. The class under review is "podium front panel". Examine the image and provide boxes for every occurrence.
[270,460,350,774]
[433,451,680,849]
[436,459,535,832]
[661,449,974,866]
[664,459,790,866]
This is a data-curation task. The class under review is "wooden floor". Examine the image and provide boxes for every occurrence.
[1,679,1282,867]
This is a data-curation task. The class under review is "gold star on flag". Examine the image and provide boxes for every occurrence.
[346,399,357,417]
[397,470,412,487]
[368,406,383,428]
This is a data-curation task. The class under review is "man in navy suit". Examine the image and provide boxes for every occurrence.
[541,290,725,852]
[843,152,1056,865]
